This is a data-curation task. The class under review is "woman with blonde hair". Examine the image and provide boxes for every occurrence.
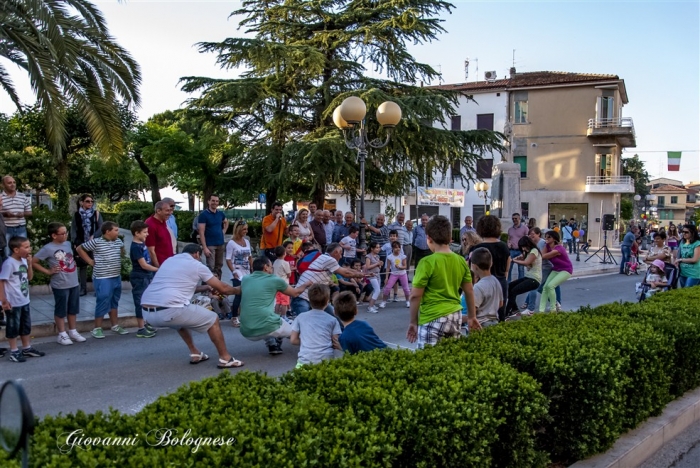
[293,208,315,244]
[461,230,483,259]
[225,219,253,327]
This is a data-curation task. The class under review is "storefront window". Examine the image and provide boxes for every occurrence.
[548,203,588,231]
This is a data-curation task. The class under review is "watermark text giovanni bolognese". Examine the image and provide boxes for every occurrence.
[57,428,236,454]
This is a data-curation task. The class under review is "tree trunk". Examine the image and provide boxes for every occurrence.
[188,192,195,211]
[312,186,326,210]
[56,158,70,215]
[132,151,161,204]
[265,187,278,215]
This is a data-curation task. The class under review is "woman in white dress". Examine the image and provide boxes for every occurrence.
[225,220,253,327]
[294,208,315,244]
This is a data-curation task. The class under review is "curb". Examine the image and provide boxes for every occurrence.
[570,386,700,468]
[29,281,133,296]
[2,315,139,341]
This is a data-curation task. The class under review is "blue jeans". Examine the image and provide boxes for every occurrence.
[678,276,700,288]
[508,249,524,282]
[130,275,151,320]
[290,297,335,317]
[230,278,242,318]
[619,245,631,274]
[5,225,27,256]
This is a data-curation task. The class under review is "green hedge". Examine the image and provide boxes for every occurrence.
[3,288,700,467]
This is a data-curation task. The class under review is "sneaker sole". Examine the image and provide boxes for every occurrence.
[91,334,105,339]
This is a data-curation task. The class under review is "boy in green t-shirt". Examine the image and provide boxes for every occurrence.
[406,215,478,347]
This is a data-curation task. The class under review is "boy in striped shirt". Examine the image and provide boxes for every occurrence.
[76,221,127,339]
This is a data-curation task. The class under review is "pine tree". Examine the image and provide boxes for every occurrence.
[180,0,504,212]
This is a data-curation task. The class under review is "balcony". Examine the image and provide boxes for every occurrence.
[585,176,635,193]
[587,117,636,148]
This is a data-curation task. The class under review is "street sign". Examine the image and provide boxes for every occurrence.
[258,193,266,204]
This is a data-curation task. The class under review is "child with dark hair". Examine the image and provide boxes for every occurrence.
[506,236,542,319]
[128,220,159,338]
[273,245,292,316]
[407,215,477,347]
[378,241,411,311]
[340,226,365,265]
[283,240,297,285]
[1,236,44,362]
[335,291,386,354]
[290,284,342,366]
[469,247,502,328]
[33,222,86,345]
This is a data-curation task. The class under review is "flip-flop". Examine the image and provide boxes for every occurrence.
[189,352,209,365]
[217,357,244,369]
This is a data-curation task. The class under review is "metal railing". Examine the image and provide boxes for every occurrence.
[587,117,635,132]
[585,175,634,186]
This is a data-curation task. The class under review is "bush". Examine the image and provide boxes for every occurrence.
[4,288,700,467]
[116,210,146,230]
[173,210,197,242]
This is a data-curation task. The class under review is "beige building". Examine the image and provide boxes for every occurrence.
[650,185,688,226]
[506,70,635,246]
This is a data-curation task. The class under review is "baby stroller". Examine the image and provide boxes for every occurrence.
[636,261,678,302]
[624,254,641,276]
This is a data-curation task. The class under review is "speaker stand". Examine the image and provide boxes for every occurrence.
[585,231,617,265]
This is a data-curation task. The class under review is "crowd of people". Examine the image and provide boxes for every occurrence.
[1,176,699,367]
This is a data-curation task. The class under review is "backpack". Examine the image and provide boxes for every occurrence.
[297,249,323,276]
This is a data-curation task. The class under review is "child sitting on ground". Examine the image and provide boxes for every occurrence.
[290,284,342,367]
[469,247,503,329]
[0,236,45,362]
[334,291,386,354]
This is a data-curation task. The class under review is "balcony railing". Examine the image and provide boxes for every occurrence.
[586,117,636,147]
[587,117,635,131]
[585,175,635,193]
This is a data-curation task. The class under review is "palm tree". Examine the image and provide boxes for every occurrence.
[0,0,141,209]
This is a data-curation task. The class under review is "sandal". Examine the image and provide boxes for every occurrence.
[217,357,244,369]
[231,317,241,327]
[189,352,209,365]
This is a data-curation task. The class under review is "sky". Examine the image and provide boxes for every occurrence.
[1,0,698,185]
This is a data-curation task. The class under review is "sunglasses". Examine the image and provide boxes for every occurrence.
[683,231,690,234]
[236,220,247,226]
[84,200,93,203]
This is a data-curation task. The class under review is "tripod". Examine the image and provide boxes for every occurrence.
[585,230,617,265]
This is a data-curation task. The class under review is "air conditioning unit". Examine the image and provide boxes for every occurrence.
[484,71,497,81]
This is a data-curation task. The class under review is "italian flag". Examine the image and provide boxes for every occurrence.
[668,151,682,171]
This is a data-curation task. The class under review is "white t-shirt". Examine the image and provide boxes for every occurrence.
[524,249,543,283]
[226,238,252,280]
[386,252,407,276]
[141,253,214,308]
[0,257,30,306]
[296,254,341,301]
[340,235,357,258]
[473,275,503,325]
[273,259,291,284]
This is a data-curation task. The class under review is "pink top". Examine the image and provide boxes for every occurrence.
[508,224,529,250]
[548,244,573,274]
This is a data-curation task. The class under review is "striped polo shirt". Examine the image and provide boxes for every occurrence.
[80,237,124,279]
[1,192,31,227]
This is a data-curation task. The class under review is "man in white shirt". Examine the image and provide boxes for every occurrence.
[140,244,244,369]
[1,175,32,254]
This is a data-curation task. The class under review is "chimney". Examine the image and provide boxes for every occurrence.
[509,67,516,78]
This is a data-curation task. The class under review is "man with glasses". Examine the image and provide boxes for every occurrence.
[145,201,176,268]
[507,213,529,282]
[198,194,229,279]
[70,193,104,296]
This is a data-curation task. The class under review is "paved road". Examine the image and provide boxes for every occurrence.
[4,272,641,419]
[640,419,700,468]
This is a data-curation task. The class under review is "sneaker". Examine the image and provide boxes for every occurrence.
[68,330,87,342]
[378,301,386,309]
[367,306,379,314]
[406,301,410,308]
[136,327,156,338]
[9,350,26,362]
[268,345,283,355]
[520,303,529,310]
[111,325,129,335]
[91,328,105,339]
[145,323,156,333]
[505,313,521,322]
[57,334,74,346]
[393,296,400,302]
[555,302,562,312]
[231,317,241,328]
[521,309,535,317]
[22,347,45,357]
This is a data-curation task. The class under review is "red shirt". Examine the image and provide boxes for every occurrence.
[145,215,174,265]
[285,254,297,285]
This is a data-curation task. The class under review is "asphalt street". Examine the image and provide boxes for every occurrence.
[3,271,642,419]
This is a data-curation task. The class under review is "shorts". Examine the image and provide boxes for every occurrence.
[418,311,462,347]
[94,276,122,318]
[5,304,31,339]
[52,285,80,318]
[143,303,217,334]
[275,291,290,306]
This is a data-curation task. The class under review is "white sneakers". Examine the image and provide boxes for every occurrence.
[69,330,87,342]
[378,301,387,309]
[57,334,73,346]
[406,301,410,308]
[367,306,379,314]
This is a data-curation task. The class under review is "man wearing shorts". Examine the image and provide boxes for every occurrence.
[140,244,244,368]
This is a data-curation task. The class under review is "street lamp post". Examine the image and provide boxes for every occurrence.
[475,181,489,218]
[333,97,402,249]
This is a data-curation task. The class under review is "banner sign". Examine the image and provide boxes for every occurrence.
[416,187,465,207]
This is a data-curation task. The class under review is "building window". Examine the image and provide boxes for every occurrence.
[514,91,528,124]
[671,196,678,204]
[513,156,527,178]
[521,202,529,219]
[450,115,461,131]
[451,207,461,229]
[476,159,493,179]
[657,196,665,207]
[476,114,494,131]
[595,154,613,177]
